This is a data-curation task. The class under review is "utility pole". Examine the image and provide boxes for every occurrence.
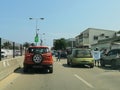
[29,18,44,46]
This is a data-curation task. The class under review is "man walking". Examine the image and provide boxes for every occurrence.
[57,50,61,61]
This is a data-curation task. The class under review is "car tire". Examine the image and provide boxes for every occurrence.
[100,59,105,67]
[32,54,43,64]
[90,64,94,68]
[67,60,70,65]
[111,60,117,69]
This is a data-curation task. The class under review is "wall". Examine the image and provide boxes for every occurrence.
[0,56,24,81]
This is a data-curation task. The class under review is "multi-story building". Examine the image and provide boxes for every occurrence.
[75,28,116,48]
[66,38,76,48]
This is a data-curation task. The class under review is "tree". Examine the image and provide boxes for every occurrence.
[3,41,12,49]
[23,42,36,48]
[31,43,35,46]
[23,42,31,48]
[54,38,67,50]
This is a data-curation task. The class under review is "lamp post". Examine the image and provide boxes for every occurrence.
[40,33,45,46]
[29,18,44,46]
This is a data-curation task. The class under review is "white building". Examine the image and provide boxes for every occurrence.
[75,28,116,48]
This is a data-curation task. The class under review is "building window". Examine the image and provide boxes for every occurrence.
[100,33,105,37]
[93,36,98,40]
[83,33,89,38]
[105,36,109,38]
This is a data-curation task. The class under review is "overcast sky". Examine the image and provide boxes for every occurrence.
[0,0,120,47]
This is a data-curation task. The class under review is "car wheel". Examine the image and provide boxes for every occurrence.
[90,64,94,68]
[67,59,70,65]
[32,54,43,64]
[111,60,117,69]
[100,59,105,67]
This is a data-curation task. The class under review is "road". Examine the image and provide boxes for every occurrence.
[0,56,120,90]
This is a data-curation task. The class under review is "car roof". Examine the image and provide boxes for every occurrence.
[111,48,120,50]
[28,46,49,48]
[72,48,91,50]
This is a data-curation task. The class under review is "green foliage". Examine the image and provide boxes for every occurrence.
[54,38,67,50]
[23,42,31,48]
[2,41,12,49]
[31,43,35,46]
[23,42,35,48]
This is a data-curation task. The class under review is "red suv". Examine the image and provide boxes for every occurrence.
[23,46,53,73]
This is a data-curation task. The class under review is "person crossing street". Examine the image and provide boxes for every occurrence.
[57,50,61,61]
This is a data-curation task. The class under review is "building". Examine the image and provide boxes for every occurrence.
[92,35,120,50]
[75,28,116,49]
[66,38,76,48]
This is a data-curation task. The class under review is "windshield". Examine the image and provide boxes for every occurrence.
[28,48,49,54]
[74,49,92,58]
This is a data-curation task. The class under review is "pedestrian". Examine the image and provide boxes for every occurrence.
[57,50,61,61]
[102,49,108,55]
[92,48,101,66]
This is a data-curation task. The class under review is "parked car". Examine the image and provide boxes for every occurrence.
[15,50,21,56]
[1,51,7,58]
[51,50,56,55]
[54,51,58,57]
[67,48,94,68]
[60,51,67,58]
[23,46,53,73]
[100,49,120,68]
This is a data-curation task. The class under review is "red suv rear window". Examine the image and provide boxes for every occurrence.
[28,47,49,54]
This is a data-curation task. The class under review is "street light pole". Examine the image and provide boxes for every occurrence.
[29,18,44,46]
[40,33,45,46]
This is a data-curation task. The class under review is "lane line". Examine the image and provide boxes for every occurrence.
[74,74,94,88]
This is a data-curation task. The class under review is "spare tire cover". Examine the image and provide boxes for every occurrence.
[32,54,43,64]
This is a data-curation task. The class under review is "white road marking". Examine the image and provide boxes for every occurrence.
[7,60,10,66]
[74,74,94,88]
[3,61,6,67]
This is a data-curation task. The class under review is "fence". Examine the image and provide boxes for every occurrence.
[0,38,24,61]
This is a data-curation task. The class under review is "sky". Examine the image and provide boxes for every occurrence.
[0,0,120,47]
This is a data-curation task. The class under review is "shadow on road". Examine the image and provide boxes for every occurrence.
[97,65,120,72]
[63,64,120,72]
[14,67,52,75]
[62,64,93,69]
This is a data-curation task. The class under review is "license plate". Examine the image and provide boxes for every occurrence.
[33,66,42,68]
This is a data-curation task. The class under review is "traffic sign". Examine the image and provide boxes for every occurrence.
[34,34,39,42]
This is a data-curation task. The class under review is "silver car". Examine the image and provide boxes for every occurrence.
[100,49,120,68]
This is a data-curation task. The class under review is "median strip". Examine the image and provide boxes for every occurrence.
[74,74,94,88]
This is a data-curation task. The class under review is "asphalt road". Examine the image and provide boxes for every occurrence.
[0,56,120,90]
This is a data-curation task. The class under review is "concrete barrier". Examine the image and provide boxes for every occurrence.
[0,56,24,81]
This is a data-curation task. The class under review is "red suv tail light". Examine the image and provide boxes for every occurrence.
[24,53,33,60]
[43,54,52,60]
